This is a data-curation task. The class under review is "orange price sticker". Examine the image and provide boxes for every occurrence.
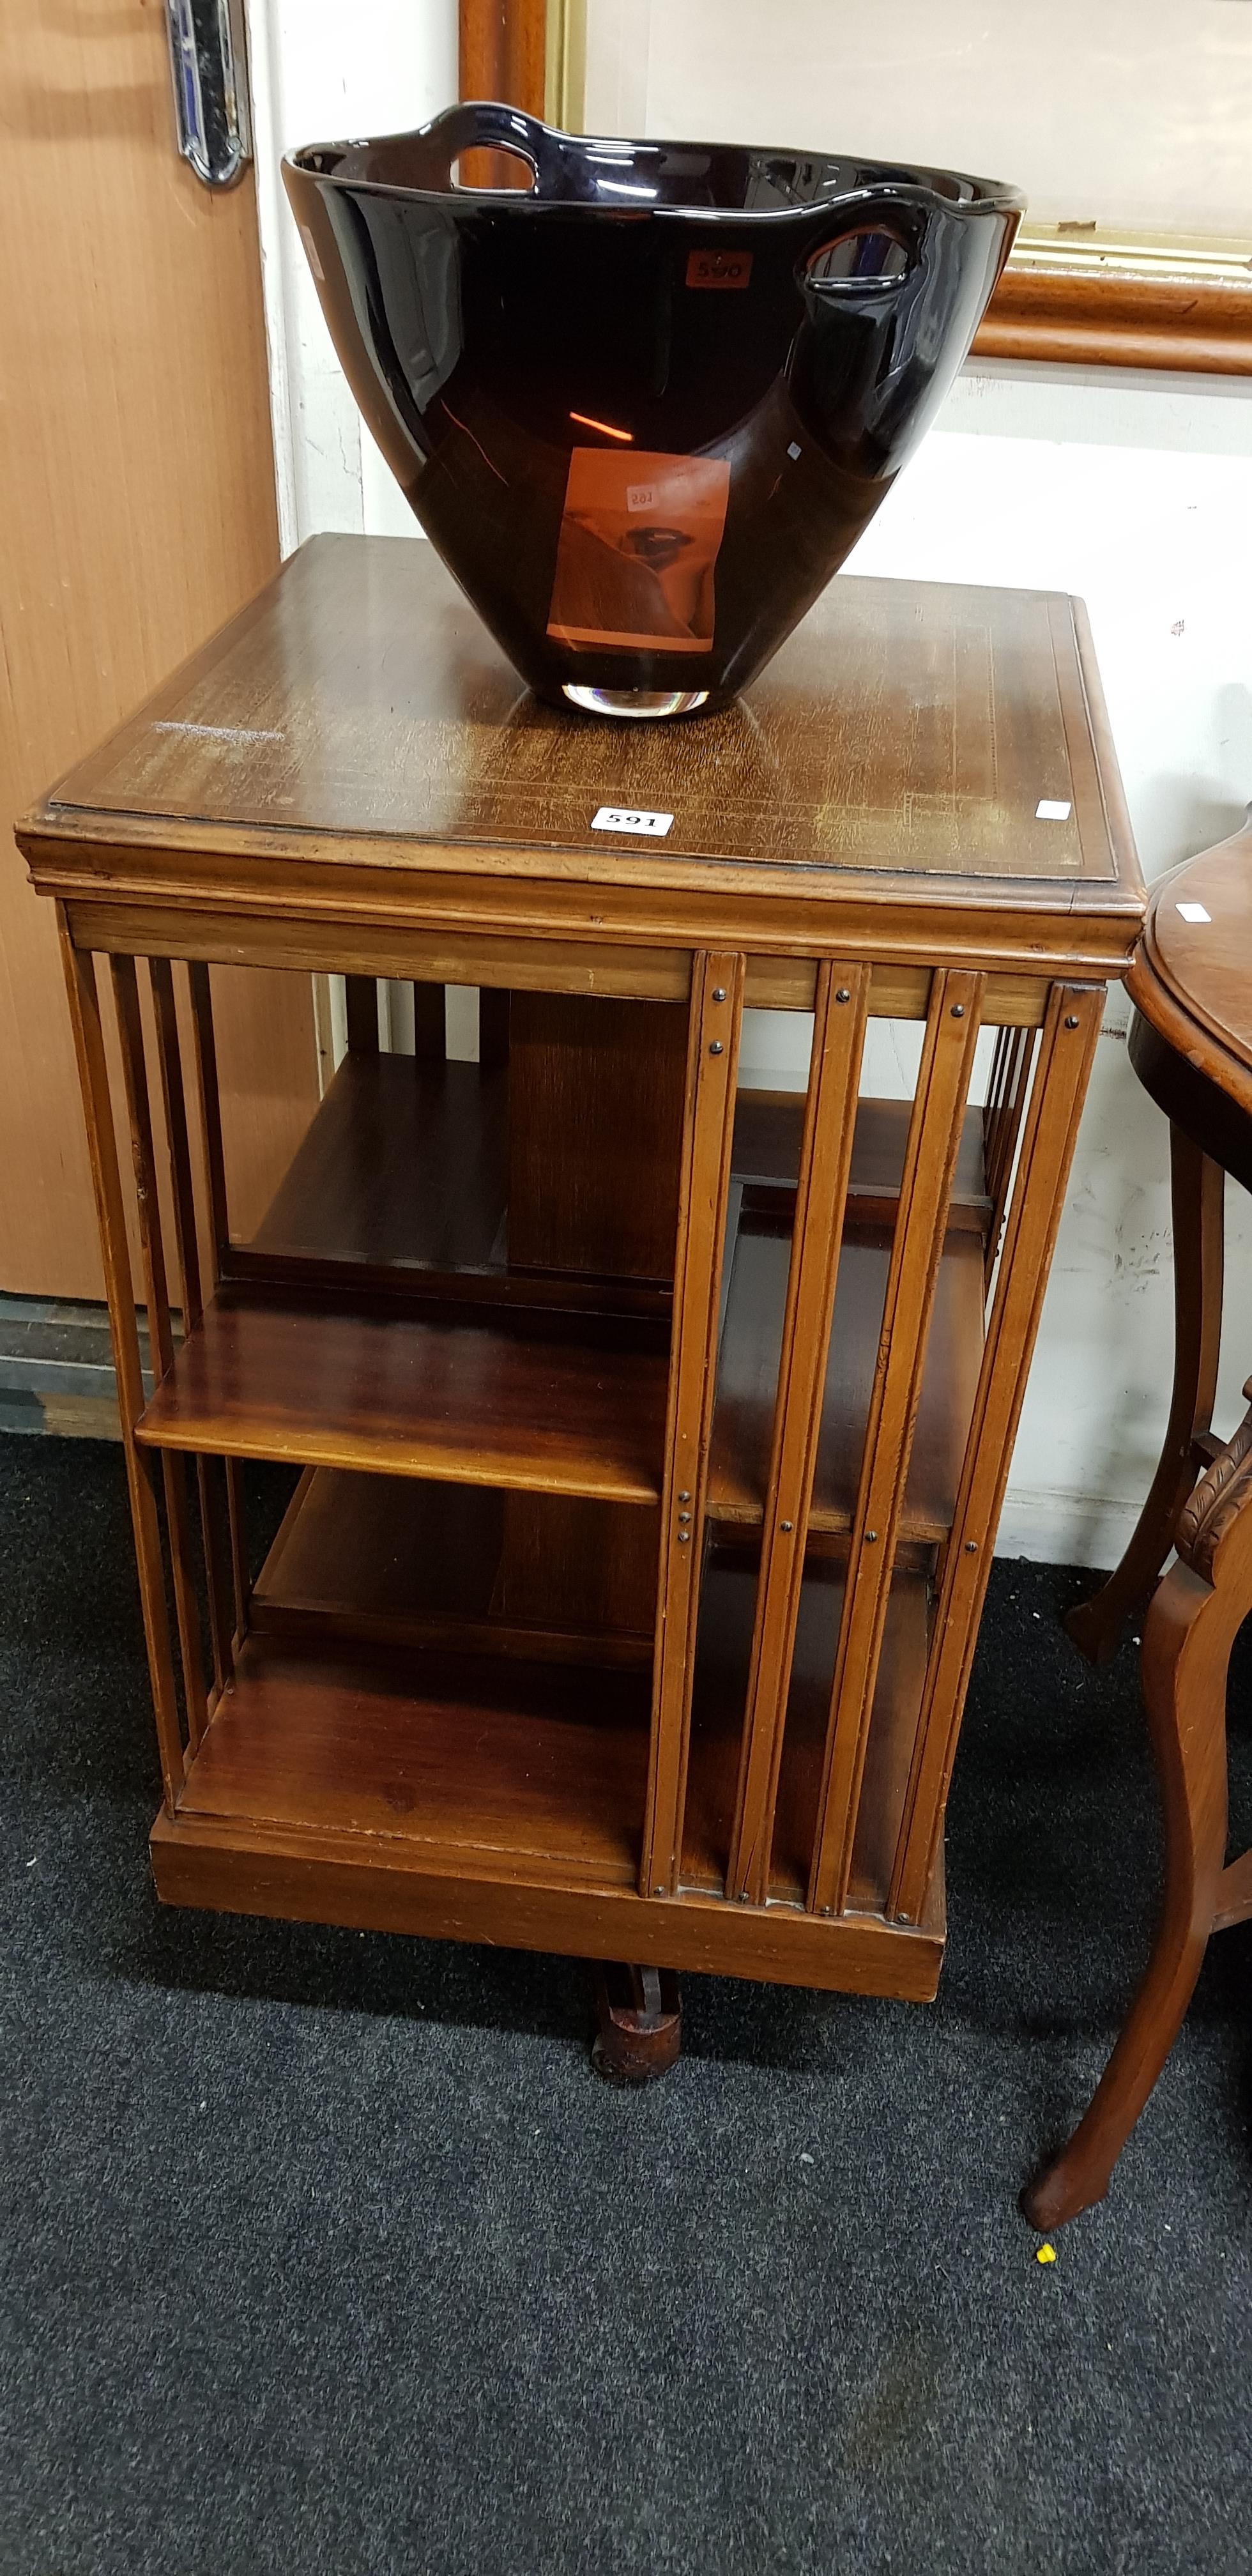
[685,249,752,291]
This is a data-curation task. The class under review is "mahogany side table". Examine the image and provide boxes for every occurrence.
[19,538,1142,2091]
[1025,825,1252,2228]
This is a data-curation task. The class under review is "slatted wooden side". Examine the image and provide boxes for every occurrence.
[724,963,871,1905]
[982,1023,1038,1281]
[640,953,744,1900]
[807,969,985,1917]
[889,984,1104,1924]
[109,957,210,1756]
[150,957,237,1699]
[57,919,185,1809]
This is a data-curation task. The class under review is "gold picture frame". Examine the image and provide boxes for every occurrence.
[458,0,1252,375]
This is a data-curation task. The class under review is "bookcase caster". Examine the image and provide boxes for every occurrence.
[591,1962,682,2086]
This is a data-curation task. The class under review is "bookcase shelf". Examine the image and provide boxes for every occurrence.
[142,1055,984,1537]
[708,1222,984,1540]
[252,1052,508,1274]
[179,1629,649,1889]
[137,1292,667,1504]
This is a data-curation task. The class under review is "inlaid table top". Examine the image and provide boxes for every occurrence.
[22,535,1141,981]
[1133,827,1252,1114]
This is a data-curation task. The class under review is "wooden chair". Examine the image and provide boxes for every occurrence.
[1023,824,1252,2230]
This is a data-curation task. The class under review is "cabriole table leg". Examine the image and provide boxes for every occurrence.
[1023,1393,1252,2227]
[1066,1126,1224,1667]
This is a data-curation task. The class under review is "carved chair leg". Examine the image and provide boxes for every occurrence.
[591,1962,682,2085]
[1023,1413,1252,2227]
[1067,1130,1223,1666]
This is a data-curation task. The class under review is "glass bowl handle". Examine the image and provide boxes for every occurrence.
[800,189,935,296]
[420,100,550,190]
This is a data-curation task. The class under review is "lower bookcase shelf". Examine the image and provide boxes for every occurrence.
[177,1630,650,1888]
[151,1462,947,1995]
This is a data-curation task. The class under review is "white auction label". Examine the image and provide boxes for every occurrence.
[592,806,674,836]
[1035,799,1073,821]
[1176,901,1212,924]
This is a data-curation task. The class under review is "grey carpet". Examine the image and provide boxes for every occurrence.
[1,1434,1249,2576]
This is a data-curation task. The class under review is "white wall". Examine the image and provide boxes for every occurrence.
[245,1,1252,1567]
[588,0,1252,234]
[848,365,1252,1565]
[246,0,459,553]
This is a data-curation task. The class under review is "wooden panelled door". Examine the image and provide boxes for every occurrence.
[0,0,319,1301]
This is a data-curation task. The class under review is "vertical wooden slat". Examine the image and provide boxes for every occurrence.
[344,977,380,1054]
[188,961,230,1264]
[640,952,744,1899]
[191,1460,233,1703]
[982,1023,1037,1280]
[725,962,870,1905]
[889,983,1104,1925]
[57,920,185,1809]
[188,958,247,1642]
[981,1028,1011,1194]
[411,984,447,1061]
[151,957,234,1698]
[807,967,984,1917]
[109,958,174,1374]
[149,958,202,1329]
[110,956,210,1755]
[478,987,510,1072]
[226,1464,250,1644]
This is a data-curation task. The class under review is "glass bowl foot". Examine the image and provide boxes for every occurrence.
[561,684,710,720]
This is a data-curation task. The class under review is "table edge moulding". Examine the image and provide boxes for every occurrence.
[19,532,1145,2177]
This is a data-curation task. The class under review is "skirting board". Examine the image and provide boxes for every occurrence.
[995,1482,1133,1574]
[0,1293,151,1443]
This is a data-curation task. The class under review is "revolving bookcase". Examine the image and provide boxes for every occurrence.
[20,536,1142,2017]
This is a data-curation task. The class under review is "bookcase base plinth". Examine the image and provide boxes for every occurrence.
[149,1809,945,2002]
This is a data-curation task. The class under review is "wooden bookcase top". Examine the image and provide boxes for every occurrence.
[24,535,1142,974]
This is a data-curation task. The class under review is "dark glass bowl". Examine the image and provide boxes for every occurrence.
[284,104,1023,718]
